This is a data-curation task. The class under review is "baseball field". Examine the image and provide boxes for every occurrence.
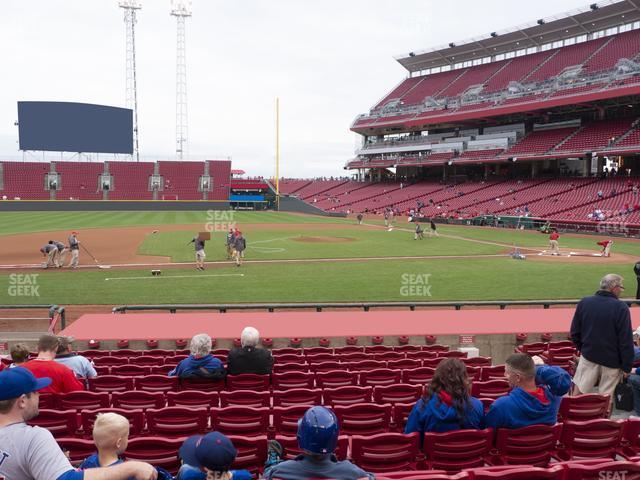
[0,210,639,306]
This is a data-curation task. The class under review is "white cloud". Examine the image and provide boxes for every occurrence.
[1,0,590,176]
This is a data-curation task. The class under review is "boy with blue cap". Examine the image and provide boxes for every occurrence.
[177,431,252,480]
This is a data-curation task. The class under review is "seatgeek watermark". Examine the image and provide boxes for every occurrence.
[8,274,40,297]
[598,471,629,480]
[400,273,432,297]
[205,210,236,232]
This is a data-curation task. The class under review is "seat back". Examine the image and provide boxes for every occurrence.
[29,409,78,437]
[557,419,624,461]
[272,388,322,407]
[323,385,373,406]
[179,377,225,392]
[219,389,271,408]
[55,438,97,467]
[315,370,358,388]
[124,437,184,475]
[619,417,640,459]
[165,390,219,409]
[111,391,166,410]
[272,405,313,436]
[88,375,134,393]
[80,408,145,437]
[111,365,151,377]
[146,407,208,436]
[402,367,436,385]
[564,459,640,480]
[492,424,562,466]
[359,368,403,387]
[334,403,392,435]
[226,373,270,391]
[210,406,270,436]
[228,435,268,476]
[472,465,565,479]
[351,432,421,472]
[58,391,110,411]
[271,371,314,390]
[470,380,511,400]
[373,384,422,404]
[558,394,610,422]
[423,428,493,471]
[134,375,178,393]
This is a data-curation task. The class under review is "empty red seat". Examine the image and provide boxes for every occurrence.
[472,465,564,479]
[272,348,302,356]
[348,360,387,371]
[359,368,402,387]
[166,390,219,409]
[227,435,268,476]
[423,428,493,471]
[272,362,309,373]
[402,367,436,385]
[272,371,314,390]
[323,385,373,406]
[309,361,343,372]
[391,402,415,432]
[272,388,322,407]
[302,347,333,356]
[110,349,142,358]
[124,436,184,475]
[471,380,511,400]
[553,419,624,461]
[58,391,110,411]
[39,393,57,409]
[29,409,79,437]
[274,353,304,364]
[111,365,151,377]
[219,390,270,408]
[133,355,164,367]
[210,406,270,437]
[111,391,165,410]
[351,432,422,472]
[226,374,270,391]
[146,407,208,436]
[559,394,610,422]
[406,351,438,361]
[563,459,640,480]
[80,408,144,437]
[179,377,225,392]
[304,353,336,363]
[488,424,562,467]
[315,370,358,389]
[55,437,97,466]
[388,359,423,370]
[463,357,492,367]
[275,434,349,461]
[334,403,392,435]
[93,356,129,367]
[481,366,506,381]
[373,384,422,405]
[134,375,178,393]
[272,405,313,436]
[618,417,640,459]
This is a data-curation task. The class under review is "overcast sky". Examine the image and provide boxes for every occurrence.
[1,0,591,178]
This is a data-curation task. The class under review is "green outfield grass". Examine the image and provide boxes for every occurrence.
[0,211,638,305]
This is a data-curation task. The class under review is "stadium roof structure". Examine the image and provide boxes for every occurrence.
[396,0,640,73]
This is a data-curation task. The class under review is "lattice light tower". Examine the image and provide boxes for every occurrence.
[171,0,191,160]
[119,0,142,162]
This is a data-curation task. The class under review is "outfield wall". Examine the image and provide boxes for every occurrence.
[0,200,231,211]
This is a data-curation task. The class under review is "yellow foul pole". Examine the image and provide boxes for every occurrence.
[275,97,280,211]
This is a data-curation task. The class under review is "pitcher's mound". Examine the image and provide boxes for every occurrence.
[294,236,356,243]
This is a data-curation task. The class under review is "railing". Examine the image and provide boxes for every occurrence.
[0,305,66,332]
[112,299,638,314]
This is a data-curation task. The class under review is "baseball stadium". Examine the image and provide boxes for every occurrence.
[2,1,640,479]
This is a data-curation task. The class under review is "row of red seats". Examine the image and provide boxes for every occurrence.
[53,419,640,476]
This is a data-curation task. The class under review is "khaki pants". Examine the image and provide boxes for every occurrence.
[549,240,560,255]
[56,249,67,267]
[69,249,79,268]
[572,355,622,411]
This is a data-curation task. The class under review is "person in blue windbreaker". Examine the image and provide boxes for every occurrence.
[405,358,485,441]
[485,353,571,429]
[169,333,224,379]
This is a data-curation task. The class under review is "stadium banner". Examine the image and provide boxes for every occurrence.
[229,194,265,202]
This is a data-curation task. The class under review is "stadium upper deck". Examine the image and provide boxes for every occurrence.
[349,0,640,176]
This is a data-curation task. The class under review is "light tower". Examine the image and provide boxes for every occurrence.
[171,0,191,160]
[119,0,142,162]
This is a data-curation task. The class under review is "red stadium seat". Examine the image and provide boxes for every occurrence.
[553,419,624,461]
[275,434,348,461]
[111,365,151,377]
[111,391,165,410]
[406,351,438,361]
[364,345,394,354]
[304,353,336,363]
[471,465,565,479]
[315,370,358,389]
[29,409,79,437]
[272,388,322,407]
[470,380,511,400]
[272,405,313,436]
[402,367,436,385]
[351,432,422,472]
[359,368,402,387]
[378,471,464,480]
[272,371,315,390]
[481,365,506,381]
[487,424,562,467]
[394,345,423,352]
[149,365,175,375]
[38,393,57,409]
[110,349,142,358]
[374,351,405,362]
[348,360,387,371]
[179,377,225,392]
[302,347,333,356]
[80,408,145,437]
[423,345,450,353]
[227,435,268,476]
[388,358,423,370]
[166,390,219,409]
[210,406,270,437]
[558,394,610,422]
[93,356,129,367]
[423,428,493,471]
[309,360,343,372]
[563,460,640,480]
[272,362,309,373]
[272,348,302,356]
[134,355,165,366]
[56,438,97,467]
[392,402,415,432]
[618,417,640,459]
[93,366,111,376]
[323,385,373,406]
[146,407,208,436]
[226,374,270,391]
[515,342,547,355]
[219,389,271,408]
[134,375,178,393]
[334,346,365,354]
[373,384,423,405]
[58,391,110,411]
[423,358,447,368]
[462,357,492,367]
[124,436,185,475]
[333,403,392,435]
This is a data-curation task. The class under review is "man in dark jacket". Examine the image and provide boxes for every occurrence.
[232,231,246,267]
[635,261,640,300]
[226,326,273,375]
[570,274,633,402]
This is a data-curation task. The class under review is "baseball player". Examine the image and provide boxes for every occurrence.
[40,243,57,268]
[68,231,80,269]
[429,219,439,237]
[232,231,246,267]
[52,240,66,267]
[597,239,614,257]
[549,229,560,256]
[414,223,424,240]
[383,209,389,227]
[356,213,363,225]
[226,228,236,260]
[189,235,206,270]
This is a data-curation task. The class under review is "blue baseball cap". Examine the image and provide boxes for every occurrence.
[179,432,237,471]
[0,367,51,401]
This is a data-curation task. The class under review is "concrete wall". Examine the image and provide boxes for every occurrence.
[0,201,231,211]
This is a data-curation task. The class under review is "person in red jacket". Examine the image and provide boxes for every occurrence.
[597,240,614,257]
[549,229,560,256]
[22,334,84,394]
